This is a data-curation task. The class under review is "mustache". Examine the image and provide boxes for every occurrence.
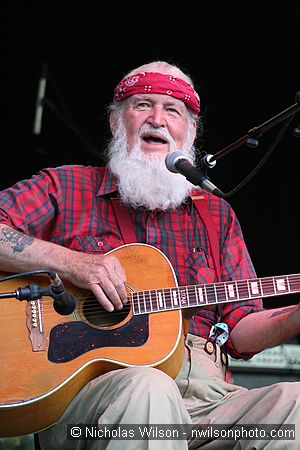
[138,124,175,146]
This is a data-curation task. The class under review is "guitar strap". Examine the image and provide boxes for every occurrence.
[111,198,137,244]
[111,195,221,281]
[191,195,229,365]
[191,195,221,282]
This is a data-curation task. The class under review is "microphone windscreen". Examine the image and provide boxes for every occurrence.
[165,150,185,173]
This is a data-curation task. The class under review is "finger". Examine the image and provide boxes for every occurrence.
[111,268,128,304]
[114,279,128,304]
[88,283,115,312]
[109,258,128,304]
[89,279,124,311]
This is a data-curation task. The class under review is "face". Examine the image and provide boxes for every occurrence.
[107,113,196,211]
[115,93,196,156]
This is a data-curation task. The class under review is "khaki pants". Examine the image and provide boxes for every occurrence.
[39,334,300,449]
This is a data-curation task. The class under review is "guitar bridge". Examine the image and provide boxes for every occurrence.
[26,298,46,351]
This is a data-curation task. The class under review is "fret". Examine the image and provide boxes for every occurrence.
[289,274,300,292]
[272,277,276,295]
[149,290,158,312]
[132,293,140,315]
[186,287,191,306]
[204,284,216,304]
[164,289,173,310]
[235,281,240,299]
[142,290,147,312]
[144,290,151,313]
[261,277,276,296]
[165,289,171,309]
[224,283,229,301]
[236,280,249,299]
[193,286,198,305]
[213,284,218,302]
[139,291,145,313]
[286,276,291,292]
[215,283,227,303]
[188,286,198,306]
[259,278,263,297]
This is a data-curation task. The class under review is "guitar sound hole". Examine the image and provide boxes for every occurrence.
[82,295,130,327]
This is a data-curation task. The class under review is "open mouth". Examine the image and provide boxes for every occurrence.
[141,133,168,145]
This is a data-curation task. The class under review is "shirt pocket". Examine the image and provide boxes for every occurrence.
[67,235,123,253]
[185,247,217,285]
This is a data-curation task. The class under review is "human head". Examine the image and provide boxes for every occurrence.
[109,60,201,157]
[105,61,202,210]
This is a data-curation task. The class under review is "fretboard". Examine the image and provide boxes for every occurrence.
[132,274,300,315]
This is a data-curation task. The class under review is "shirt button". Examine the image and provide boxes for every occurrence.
[97,241,104,247]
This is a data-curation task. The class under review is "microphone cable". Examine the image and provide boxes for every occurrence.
[209,114,295,198]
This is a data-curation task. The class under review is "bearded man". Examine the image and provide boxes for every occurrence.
[1,61,300,450]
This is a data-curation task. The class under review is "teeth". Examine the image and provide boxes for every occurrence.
[144,136,166,144]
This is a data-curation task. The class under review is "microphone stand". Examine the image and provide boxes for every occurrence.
[203,92,300,166]
[199,92,300,197]
[0,269,76,315]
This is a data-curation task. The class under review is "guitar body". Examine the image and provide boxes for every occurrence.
[0,244,186,437]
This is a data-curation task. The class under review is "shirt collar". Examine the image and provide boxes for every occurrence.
[97,167,118,197]
[97,166,203,212]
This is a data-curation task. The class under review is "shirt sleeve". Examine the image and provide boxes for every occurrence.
[0,168,63,238]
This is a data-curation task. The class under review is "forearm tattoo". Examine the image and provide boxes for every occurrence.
[0,227,34,253]
[270,306,295,317]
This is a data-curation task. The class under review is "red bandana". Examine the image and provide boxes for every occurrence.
[113,72,200,115]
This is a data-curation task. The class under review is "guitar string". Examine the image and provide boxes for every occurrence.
[3,274,299,307]
[3,277,300,321]
[5,275,300,303]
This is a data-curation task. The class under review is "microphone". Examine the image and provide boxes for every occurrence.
[14,273,76,315]
[49,272,76,315]
[32,62,48,135]
[165,150,224,198]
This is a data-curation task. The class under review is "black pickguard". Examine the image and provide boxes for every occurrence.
[48,315,149,363]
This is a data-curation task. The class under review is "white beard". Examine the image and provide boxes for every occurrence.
[107,121,196,211]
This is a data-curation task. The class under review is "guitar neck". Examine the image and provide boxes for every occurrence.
[132,273,300,315]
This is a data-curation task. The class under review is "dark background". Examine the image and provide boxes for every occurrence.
[3,3,300,309]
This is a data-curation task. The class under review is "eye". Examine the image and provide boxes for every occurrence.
[166,106,181,115]
[135,101,151,110]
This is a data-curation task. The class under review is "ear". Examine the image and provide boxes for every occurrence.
[109,111,117,135]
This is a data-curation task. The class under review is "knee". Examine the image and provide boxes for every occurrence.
[119,366,179,398]
[125,366,176,387]
[271,382,299,399]
[262,382,300,417]
[273,382,300,401]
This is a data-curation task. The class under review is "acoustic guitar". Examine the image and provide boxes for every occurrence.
[0,243,299,437]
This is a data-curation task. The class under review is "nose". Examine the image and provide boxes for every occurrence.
[146,105,166,128]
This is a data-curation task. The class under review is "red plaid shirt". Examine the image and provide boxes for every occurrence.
[0,165,263,359]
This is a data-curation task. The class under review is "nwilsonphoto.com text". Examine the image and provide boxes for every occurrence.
[67,424,295,441]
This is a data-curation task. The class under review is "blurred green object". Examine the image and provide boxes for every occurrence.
[0,435,34,450]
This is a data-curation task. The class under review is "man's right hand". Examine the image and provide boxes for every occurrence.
[63,252,128,312]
